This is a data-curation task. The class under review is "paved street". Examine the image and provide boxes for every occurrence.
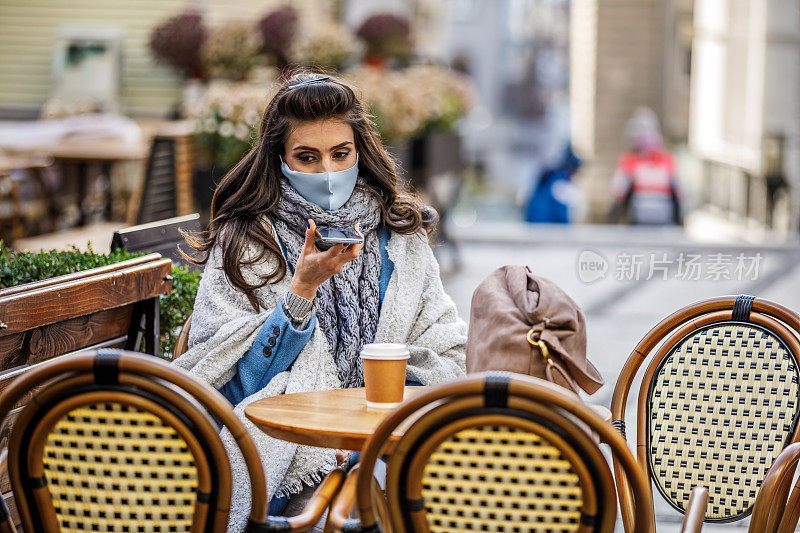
[441,220,800,530]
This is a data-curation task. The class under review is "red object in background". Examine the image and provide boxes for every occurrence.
[614,149,677,197]
[611,149,682,225]
[363,53,387,69]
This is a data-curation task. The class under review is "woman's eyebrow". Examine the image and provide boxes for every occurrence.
[328,141,353,151]
[291,141,353,152]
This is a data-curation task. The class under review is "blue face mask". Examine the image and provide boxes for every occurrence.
[280,155,359,210]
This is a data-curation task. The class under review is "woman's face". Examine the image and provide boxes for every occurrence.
[283,118,356,173]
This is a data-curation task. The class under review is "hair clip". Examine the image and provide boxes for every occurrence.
[288,76,331,89]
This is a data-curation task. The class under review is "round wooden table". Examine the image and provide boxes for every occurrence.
[245,387,428,451]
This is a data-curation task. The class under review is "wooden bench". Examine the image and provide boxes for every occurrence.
[0,253,172,527]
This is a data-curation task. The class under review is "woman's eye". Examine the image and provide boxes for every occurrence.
[333,151,350,159]
[297,154,316,163]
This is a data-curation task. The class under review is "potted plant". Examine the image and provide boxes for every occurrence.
[0,244,200,358]
[289,19,358,72]
[203,20,263,82]
[344,66,427,144]
[355,13,412,68]
[344,64,474,178]
[182,79,272,218]
[257,6,299,72]
[149,10,208,115]
[149,9,207,80]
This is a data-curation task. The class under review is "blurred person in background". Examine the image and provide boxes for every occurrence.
[608,107,683,225]
[524,143,582,223]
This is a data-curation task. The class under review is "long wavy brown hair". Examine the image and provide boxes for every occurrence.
[183,70,436,311]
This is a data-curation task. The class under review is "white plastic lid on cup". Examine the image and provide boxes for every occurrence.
[360,343,410,360]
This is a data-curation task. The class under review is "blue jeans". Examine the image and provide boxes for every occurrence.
[269,493,291,516]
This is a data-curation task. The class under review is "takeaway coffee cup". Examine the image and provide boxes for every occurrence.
[360,343,410,408]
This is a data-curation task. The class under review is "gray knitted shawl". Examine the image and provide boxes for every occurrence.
[270,177,381,387]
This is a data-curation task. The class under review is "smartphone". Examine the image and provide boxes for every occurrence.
[316,227,364,245]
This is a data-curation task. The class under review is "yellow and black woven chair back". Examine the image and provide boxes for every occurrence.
[610,295,800,528]
[31,401,203,531]
[0,349,273,532]
[347,373,654,533]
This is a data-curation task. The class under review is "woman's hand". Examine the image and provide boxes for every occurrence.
[289,219,363,300]
[335,449,351,467]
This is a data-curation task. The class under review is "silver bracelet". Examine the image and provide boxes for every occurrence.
[283,290,313,324]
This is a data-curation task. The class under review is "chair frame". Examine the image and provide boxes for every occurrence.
[0,349,343,532]
[610,295,800,531]
[332,373,654,533]
[173,312,193,361]
[750,441,800,533]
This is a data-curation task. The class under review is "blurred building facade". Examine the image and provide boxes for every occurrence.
[418,0,573,214]
[690,0,800,232]
[0,0,330,118]
[571,0,800,230]
[570,0,693,221]
[2,0,797,232]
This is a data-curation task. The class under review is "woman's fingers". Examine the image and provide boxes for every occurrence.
[309,223,364,277]
[319,241,361,271]
[317,243,344,264]
[335,449,351,466]
[343,242,363,260]
[328,243,346,255]
[334,241,362,266]
[302,219,317,254]
[346,223,364,258]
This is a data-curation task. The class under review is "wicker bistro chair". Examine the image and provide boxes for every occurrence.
[0,349,344,532]
[749,441,800,533]
[328,372,654,533]
[609,295,800,532]
[173,313,193,361]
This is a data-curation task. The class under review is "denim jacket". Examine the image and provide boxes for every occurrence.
[219,226,394,405]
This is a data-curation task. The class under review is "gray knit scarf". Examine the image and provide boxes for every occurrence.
[270,177,382,387]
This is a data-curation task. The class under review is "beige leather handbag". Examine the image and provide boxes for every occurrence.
[466,265,604,394]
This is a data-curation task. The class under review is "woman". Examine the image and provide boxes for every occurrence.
[173,71,467,531]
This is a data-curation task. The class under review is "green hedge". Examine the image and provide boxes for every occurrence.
[0,243,201,357]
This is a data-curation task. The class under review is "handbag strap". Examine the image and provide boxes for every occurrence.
[527,329,581,395]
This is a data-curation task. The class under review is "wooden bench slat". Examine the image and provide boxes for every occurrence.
[0,307,134,372]
[73,336,128,353]
[0,254,163,298]
[0,257,171,335]
[0,406,21,493]
[112,215,201,270]
[0,362,28,388]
